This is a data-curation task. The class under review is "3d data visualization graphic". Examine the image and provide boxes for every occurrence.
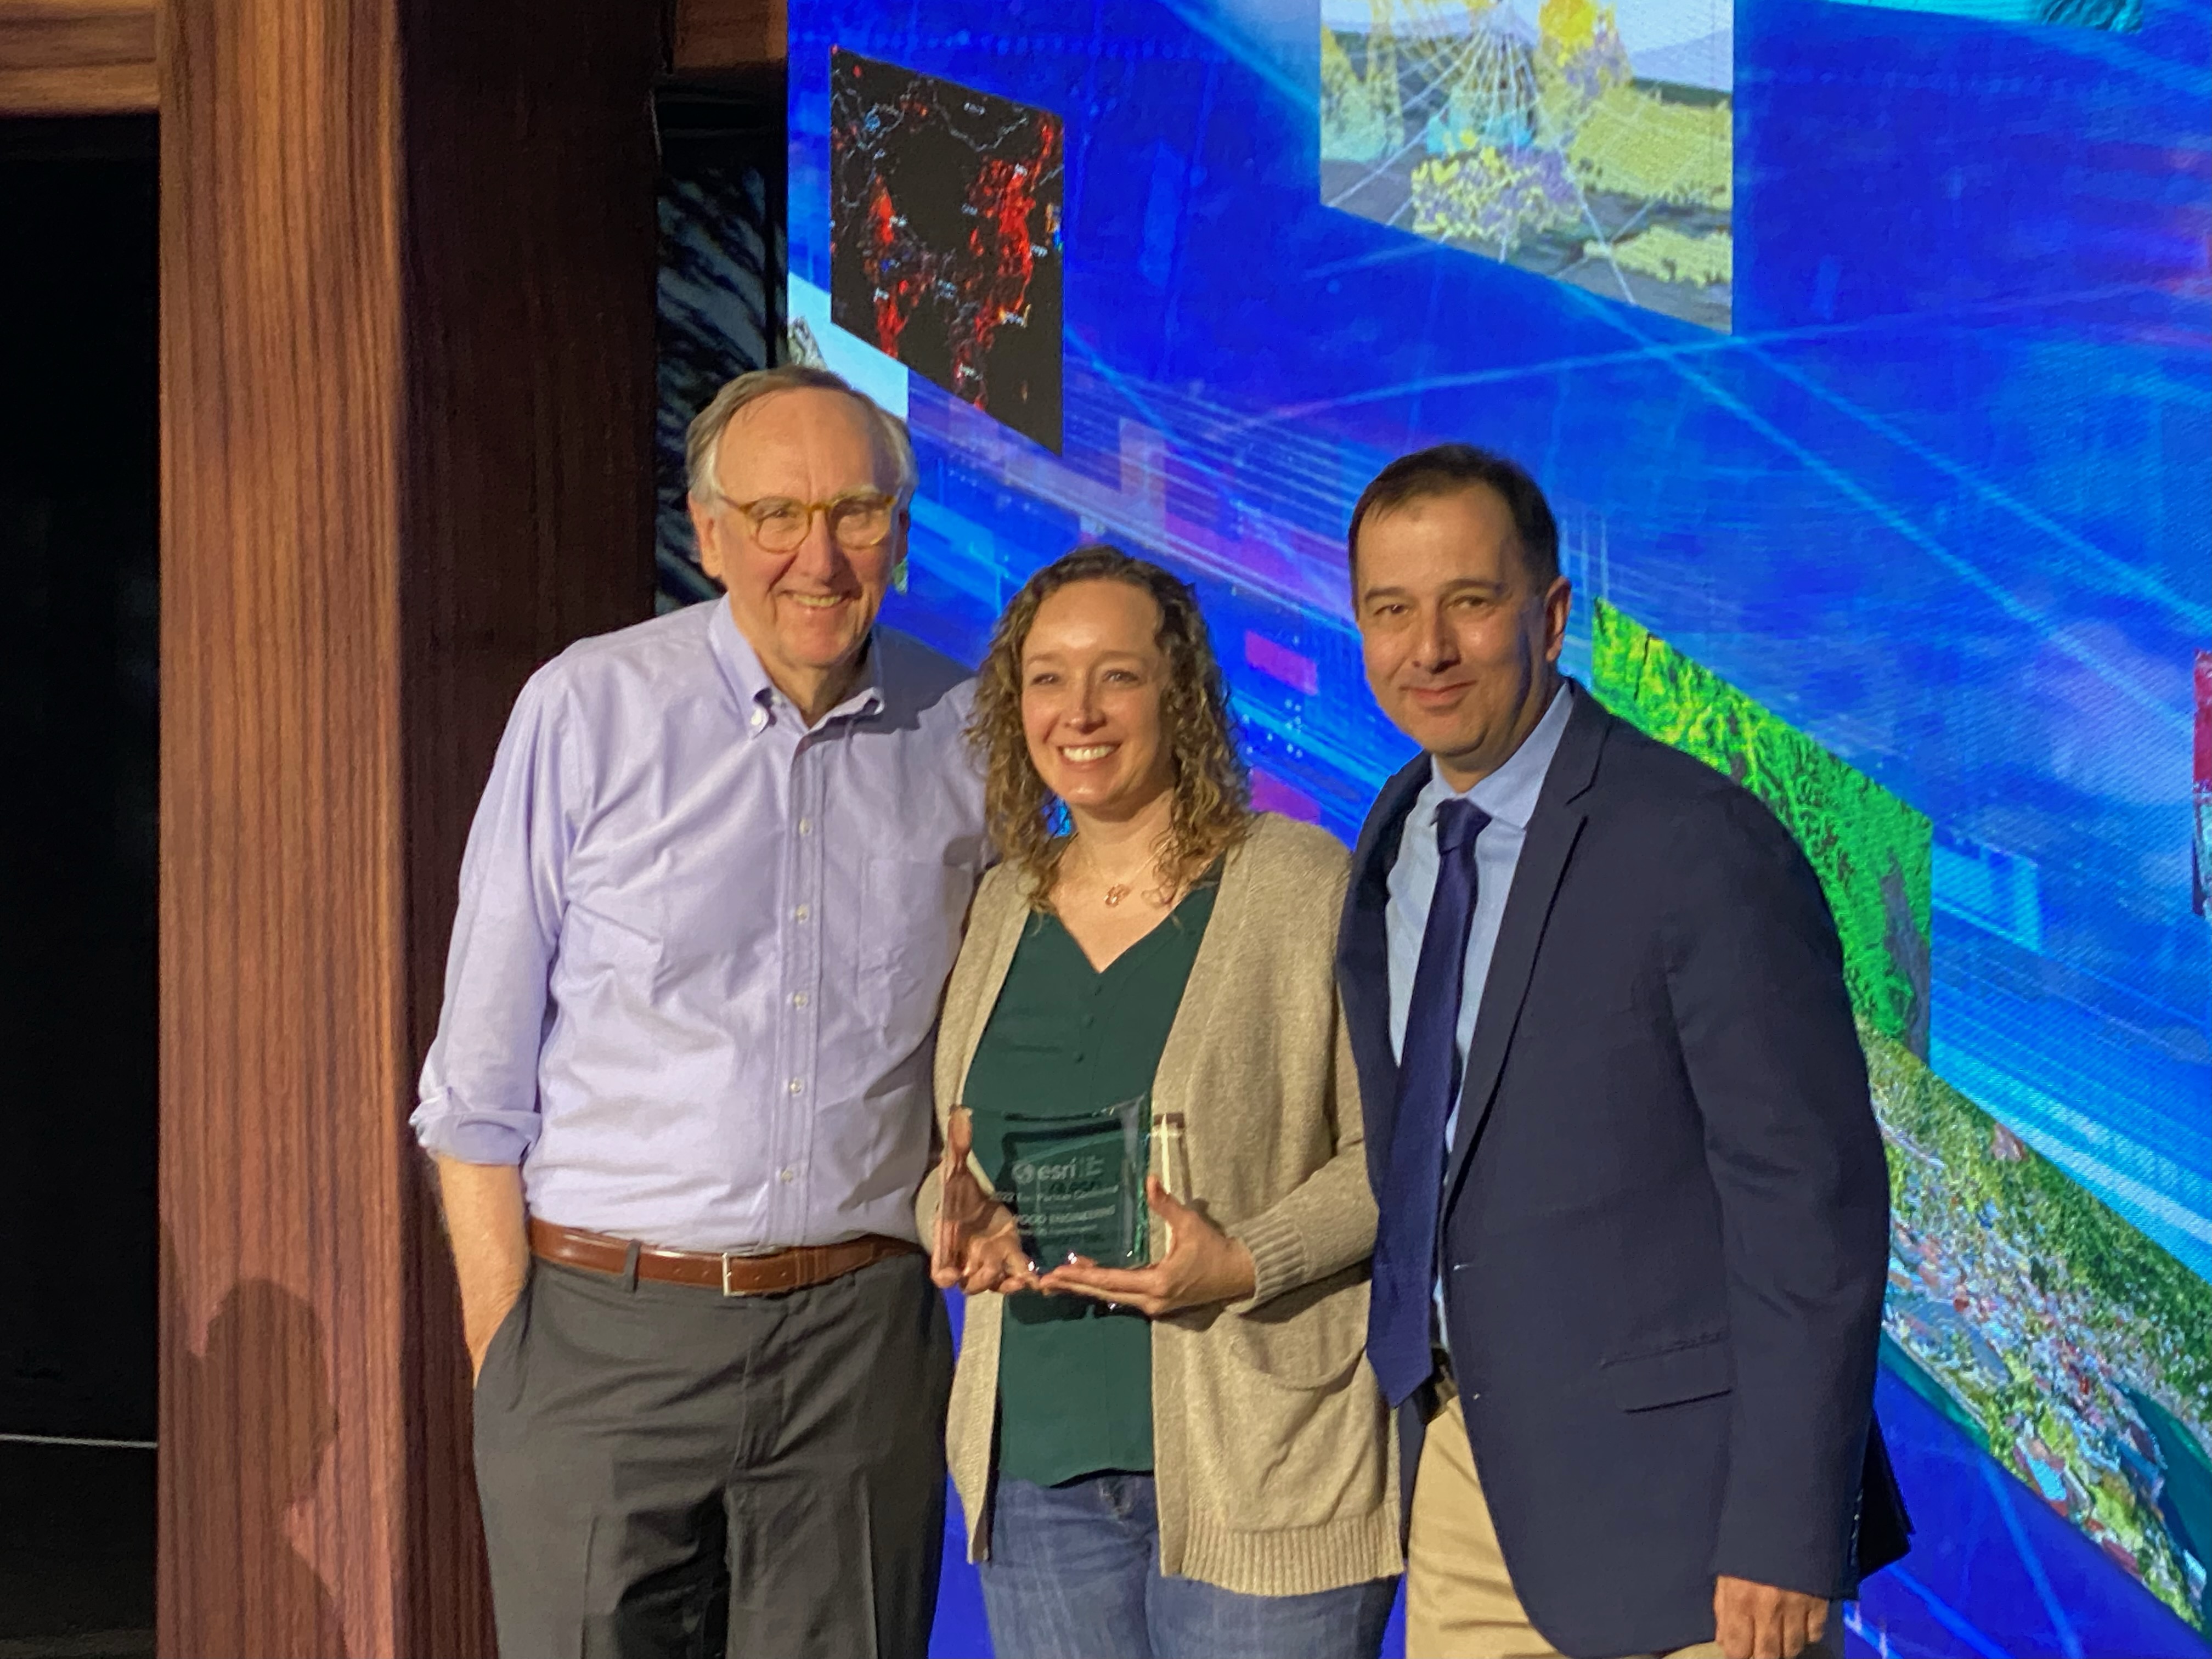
[773,3,2210,1653]
[1322,0,1733,330]
[830,50,1065,453]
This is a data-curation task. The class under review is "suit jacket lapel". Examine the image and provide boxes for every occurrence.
[1441,690,1612,1204]
[1337,754,1429,1181]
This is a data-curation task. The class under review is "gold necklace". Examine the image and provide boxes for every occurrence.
[1079,841,1164,909]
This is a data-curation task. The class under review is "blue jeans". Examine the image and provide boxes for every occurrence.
[977,1473,1398,1659]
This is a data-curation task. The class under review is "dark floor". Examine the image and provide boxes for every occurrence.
[0,1443,154,1658]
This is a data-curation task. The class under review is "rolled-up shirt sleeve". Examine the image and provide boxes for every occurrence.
[411,665,576,1164]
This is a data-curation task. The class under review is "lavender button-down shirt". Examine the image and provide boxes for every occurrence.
[411,600,987,1251]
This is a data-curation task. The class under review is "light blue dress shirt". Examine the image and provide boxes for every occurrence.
[1385,681,1575,1319]
[411,599,988,1251]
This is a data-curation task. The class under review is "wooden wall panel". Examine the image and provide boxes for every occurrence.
[156,0,657,1652]
[0,0,156,113]
[395,5,659,1643]
[672,0,786,69]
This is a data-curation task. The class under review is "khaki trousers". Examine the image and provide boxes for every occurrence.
[1406,1391,1838,1659]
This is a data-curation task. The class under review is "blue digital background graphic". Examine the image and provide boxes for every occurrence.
[774,1,2211,1652]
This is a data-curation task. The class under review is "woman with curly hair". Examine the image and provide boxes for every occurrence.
[921,546,1399,1658]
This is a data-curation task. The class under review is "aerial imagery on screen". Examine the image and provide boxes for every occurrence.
[762,3,2212,1654]
[1322,0,1733,330]
[1597,603,2212,1628]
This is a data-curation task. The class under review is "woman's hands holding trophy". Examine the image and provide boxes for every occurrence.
[933,1108,1256,1315]
[1040,1176,1257,1317]
[930,1107,1041,1295]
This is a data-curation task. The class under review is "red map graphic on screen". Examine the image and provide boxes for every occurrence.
[830,50,1064,453]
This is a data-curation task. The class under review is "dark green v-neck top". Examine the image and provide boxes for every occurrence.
[961,878,1217,1488]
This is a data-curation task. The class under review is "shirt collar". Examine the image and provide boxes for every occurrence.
[1418,680,1575,834]
[706,596,888,735]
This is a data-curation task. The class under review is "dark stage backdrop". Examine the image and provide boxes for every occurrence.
[759,1,2209,1654]
[0,118,159,1448]
[658,80,786,611]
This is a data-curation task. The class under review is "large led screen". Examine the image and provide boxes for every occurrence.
[780,3,2211,1654]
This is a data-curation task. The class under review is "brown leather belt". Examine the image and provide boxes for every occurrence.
[528,1217,921,1296]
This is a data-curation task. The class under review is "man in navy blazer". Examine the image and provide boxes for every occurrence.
[1335,445,1900,1659]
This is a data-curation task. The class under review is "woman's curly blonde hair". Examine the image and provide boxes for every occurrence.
[970,546,1252,909]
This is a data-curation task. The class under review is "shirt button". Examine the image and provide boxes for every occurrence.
[794,904,810,922]
[778,1167,797,1184]
[798,817,814,836]
[788,1077,805,1094]
[792,991,809,1008]
[748,708,767,731]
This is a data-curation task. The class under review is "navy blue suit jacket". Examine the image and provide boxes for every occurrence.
[1339,688,1897,1657]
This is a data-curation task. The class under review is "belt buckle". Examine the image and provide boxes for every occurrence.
[721,1246,811,1296]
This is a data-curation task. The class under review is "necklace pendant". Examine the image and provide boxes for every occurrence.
[1103,883,1130,907]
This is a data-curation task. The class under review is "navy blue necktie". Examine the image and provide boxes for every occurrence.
[1369,798,1489,1407]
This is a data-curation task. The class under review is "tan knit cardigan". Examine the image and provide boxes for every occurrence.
[917,812,1401,1596]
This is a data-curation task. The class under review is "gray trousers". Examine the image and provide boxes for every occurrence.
[473,1251,953,1659]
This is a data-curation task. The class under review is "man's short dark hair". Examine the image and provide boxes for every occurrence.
[1347,444,1560,586]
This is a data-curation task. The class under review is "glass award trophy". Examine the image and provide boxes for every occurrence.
[997,1093,1149,1269]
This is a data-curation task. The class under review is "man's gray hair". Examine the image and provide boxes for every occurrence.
[685,365,919,505]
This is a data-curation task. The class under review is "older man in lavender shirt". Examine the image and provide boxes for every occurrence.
[413,365,985,1659]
